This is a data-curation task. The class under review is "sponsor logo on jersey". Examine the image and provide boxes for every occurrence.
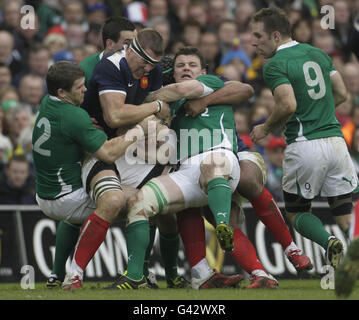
[140,76,149,89]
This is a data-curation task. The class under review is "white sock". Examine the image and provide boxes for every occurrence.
[284,241,299,256]
[69,260,84,278]
[191,258,213,280]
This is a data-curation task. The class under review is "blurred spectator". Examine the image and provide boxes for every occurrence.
[0,154,36,204]
[182,20,202,47]
[335,92,354,127]
[0,29,23,80]
[148,0,168,20]
[53,50,75,63]
[234,0,255,32]
[13,44,51,89]
[167,0,190,38]
[0,107,12,169]
[342,105,359,148]
[0,86,20,108]
[218,19,238,56]
[18,74,44,114]
[187,0,208,29]
[199,30,221,74]
[43,33,68,56]
[239,31,257,60]
[6,104,33,151]
[65,22,86,47]
[71,45,87,64]
[221,64,241,81]
[147,17,171,53]
[292,19,313,44]
[85,3,110,25]
[0,62,12,88]
[234,109,255,150]
[85,22,103,51]
[264,137,286,202]
[37,0,64,38]
[312,33,336,55]
[18,11,42,54]
[349,126,359,177]
[207,0,229,30]
[331,0,352,61]
[256,87,275,114]
[46,0,89,36]
[342,62,359,106]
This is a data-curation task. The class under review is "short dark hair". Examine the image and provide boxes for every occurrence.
[251,7,291,38]
[136,28,164,57]
[102,16,136,48]
[173,46,206,69]
[7,154,29,167]
[46,61,84,96]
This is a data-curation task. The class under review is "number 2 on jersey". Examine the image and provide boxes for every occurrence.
[303,61,326,100]
[33,117,51,156]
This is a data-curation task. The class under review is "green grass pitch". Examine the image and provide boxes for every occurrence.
[1,279,359,300]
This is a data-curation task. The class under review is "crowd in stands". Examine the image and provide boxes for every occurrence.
[1,0,359,204]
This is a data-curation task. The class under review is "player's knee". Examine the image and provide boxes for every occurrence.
[200,153,230,187]
[97,190,126,222]
[127,179,170,225]
[237,160,263,200]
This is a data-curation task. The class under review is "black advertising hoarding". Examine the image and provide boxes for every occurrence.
[0,204,348,283]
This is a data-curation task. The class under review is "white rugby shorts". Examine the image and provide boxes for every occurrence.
[282,136,358,199]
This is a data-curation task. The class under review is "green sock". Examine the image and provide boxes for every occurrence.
[293,212,332,249]
[125,220,150,280]
[207,177,231,226]
[52,221,80,281]
[160,233,179,282]
[143,224,157,277]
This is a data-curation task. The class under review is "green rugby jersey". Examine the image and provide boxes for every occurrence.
[170,74,238,160]
[79,52,102,88]
[263,41,343,144]
[32,95,107,199]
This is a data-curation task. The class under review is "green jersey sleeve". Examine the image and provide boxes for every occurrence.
[196,74,225,92]
[62,107,107,154]
[263,61,291,93]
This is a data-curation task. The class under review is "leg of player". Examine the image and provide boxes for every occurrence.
[105,175,186,290]
[200,152,234,252]
[236,158,312,273]
[203,205,278,289]
[47,221,81,288]
[156,214,190,288]
[328,194,353,240]
[62,170,126,290]
[177,208,245,289]
[285,192,344,269]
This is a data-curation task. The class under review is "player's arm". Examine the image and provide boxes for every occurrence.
[250,84,296,143]
[99,91,169,128]
[331,71,347,107]
[184,81,254,117]
[146,80,206,102]
[93,125,145,163]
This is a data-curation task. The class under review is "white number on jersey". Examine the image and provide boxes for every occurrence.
[303,61,326,100]
[33,117,51,156]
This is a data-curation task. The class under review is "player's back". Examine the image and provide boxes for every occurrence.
[264,42,343,144]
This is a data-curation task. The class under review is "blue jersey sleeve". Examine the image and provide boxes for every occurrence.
[93,53,128,95]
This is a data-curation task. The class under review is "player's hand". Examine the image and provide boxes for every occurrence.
[184,98,207,118]
[91,117,104,131]
[156,101,171,122]
[250,123,269,144]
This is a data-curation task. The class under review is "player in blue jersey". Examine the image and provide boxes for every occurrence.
[62,28,174,290]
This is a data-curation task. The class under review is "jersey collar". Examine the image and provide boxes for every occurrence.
[277,40,299,52]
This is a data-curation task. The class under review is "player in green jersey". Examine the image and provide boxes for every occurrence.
[46,16,137,289]
[106,47,247,289]
[80,16,136,88]
[33,61,148,288]
[249,8,357,270]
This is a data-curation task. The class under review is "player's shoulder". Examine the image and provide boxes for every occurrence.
[196,74,225,88]
[80,52,100,67]
[101,50,126,71]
